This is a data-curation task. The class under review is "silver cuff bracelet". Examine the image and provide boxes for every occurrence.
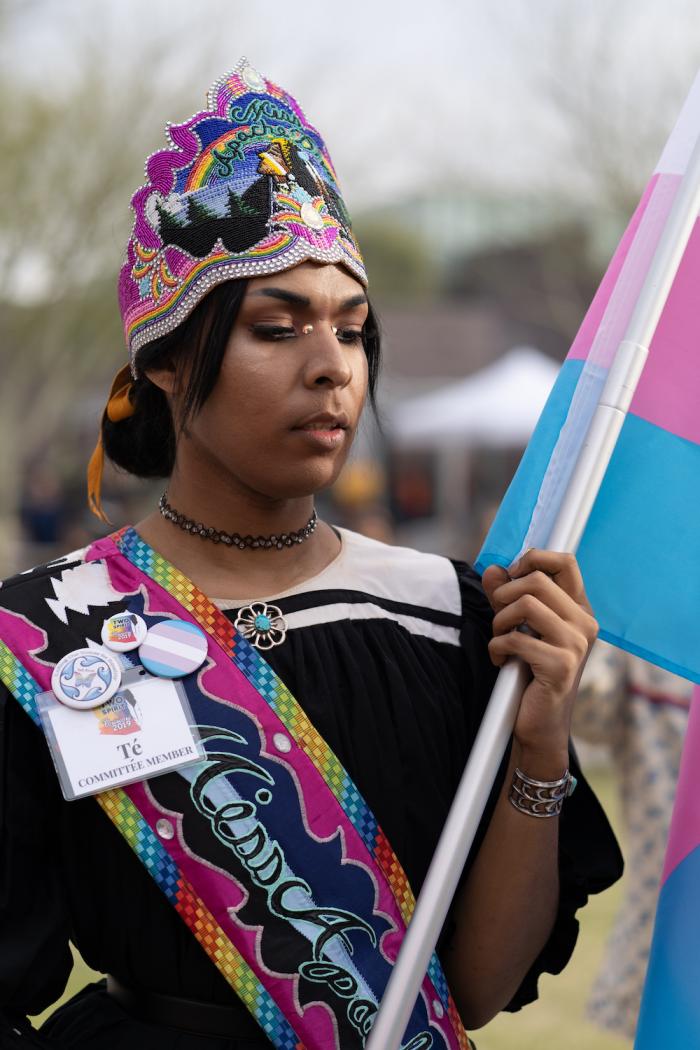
[508,766,577,818]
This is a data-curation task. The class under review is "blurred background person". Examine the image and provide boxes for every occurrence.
[573,642,692,1041]
[19,464,67,559]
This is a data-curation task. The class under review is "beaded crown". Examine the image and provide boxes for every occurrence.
[119,59,367,367]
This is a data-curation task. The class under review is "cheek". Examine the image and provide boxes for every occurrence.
[203,358,286,439]
[345,348,369,404]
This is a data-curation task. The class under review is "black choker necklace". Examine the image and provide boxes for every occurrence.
[158,494,318,550]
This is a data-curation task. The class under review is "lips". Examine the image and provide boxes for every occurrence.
[290,410,351,452]
[292,411,350,432]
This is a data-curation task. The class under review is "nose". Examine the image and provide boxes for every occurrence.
[302,325,353,389]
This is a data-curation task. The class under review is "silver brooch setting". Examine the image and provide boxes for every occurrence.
[234,602,288,650]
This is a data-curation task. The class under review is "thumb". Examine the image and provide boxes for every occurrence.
[481,563,510,610]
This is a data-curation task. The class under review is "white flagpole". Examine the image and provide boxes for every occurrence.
[366,132,700,1050]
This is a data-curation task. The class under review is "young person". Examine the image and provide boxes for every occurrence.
[0,60,621,1050]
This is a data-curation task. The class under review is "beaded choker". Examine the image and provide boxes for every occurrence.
[159,494,318,550]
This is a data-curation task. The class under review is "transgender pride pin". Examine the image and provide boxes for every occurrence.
[139,619,208,678]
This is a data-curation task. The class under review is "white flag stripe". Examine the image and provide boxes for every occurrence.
[140,635,207,661]
[656,72,700,176]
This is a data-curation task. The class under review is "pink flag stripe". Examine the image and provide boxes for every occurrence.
[569,164,700,445]
[568,174,679,364]
[661,687,700,883]
[629,217,700,444]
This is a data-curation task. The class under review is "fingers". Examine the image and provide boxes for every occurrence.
[481,563,510,609]
[482,550,598,680]
[482,551,596,634]
[510,549,587,606]
[488,631,580,681]
[491,593,582,649]
[492,570,597,638]
[483,551,598,755]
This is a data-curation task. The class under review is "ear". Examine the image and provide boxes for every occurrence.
[144,361,178,397]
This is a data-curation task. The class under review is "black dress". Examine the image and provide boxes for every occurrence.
[0,528,622,1049]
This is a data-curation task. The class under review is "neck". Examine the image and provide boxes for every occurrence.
[160,493,317,549]
[167,470,316,541]
[135,471,339,601]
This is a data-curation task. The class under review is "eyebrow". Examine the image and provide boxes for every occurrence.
[250,288,368,310]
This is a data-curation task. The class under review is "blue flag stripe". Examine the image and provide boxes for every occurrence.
[579,413,700,684]
[476,359,585,573]
[477,361,700,683]
[635,844,700,1047]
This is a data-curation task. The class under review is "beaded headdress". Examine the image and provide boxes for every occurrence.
[119,58,367,370]
[88,59,367,521]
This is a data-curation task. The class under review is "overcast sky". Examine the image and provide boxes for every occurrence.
[4,0,700,211]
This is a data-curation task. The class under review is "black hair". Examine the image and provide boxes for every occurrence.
[102,277,381,479]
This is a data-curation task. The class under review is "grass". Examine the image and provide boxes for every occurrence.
[32,768,630,1049]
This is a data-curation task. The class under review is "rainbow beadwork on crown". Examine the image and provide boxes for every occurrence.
[119,58,367,367]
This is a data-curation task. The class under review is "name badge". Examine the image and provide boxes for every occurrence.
[38,666,204,800]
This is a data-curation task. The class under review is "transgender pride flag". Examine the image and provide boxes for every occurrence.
[635,685,700,1046]
[476,72,700,685]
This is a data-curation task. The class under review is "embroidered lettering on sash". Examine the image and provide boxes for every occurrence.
[188,726,393,1045]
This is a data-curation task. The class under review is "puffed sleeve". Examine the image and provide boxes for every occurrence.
[451,562,624,1011]
[0,683,73,1033]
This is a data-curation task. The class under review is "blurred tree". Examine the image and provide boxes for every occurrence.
[439,4,700,360]
[351,218,435,303]
[0,10,188,565]
[443,222,600,358]
[518,1,700,226]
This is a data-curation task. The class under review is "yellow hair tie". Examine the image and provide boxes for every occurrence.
[86,364,135,524]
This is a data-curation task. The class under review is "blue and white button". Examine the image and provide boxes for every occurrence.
[138,619,208,678]
[51,648,122,710]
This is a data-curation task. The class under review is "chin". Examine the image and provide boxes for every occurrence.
[254,458,347,500]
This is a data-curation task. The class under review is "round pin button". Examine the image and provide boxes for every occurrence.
[101,610,148,652]
[139,619,208,679]
[51,648,122,710]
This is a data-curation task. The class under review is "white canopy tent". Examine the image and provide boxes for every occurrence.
[389,346,560,448]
